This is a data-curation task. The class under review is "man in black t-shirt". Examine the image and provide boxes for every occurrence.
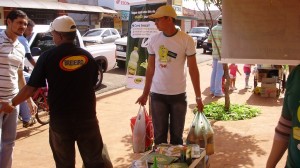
[7,16,109,168]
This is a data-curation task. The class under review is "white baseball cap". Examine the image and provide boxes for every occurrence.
[49,15,77,32]
[148,5,177,19]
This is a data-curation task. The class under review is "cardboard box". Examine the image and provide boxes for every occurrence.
[257,73,267,82]
[261,83,276,88]
[260,87,278,98]
[261,78,277,84]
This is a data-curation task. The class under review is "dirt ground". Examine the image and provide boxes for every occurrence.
[14,62,287,168]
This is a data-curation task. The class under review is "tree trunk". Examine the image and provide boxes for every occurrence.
[223,64,230,111]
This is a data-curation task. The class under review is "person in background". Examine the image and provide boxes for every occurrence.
[1,15,108,167]
[19,18,36,67]
[136,5,204,145]
[0,9,37,168]
[18,18,36,128]
[266,64,300,168]
[208,16,224,97]
[243,64,252,89]
[228,63,241,90]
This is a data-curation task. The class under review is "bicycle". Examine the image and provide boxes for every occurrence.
[18,86,49,125]
[32,87,49,125]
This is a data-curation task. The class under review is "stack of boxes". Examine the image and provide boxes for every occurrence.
[260,78,278,98]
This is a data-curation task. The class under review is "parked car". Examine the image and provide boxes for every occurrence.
[82,28,121,45]
[1,25,116,89]
[188,27,210,48]
[202,39,212,54]
[115,36,127,68]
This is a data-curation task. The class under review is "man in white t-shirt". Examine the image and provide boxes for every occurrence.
[136,5,204,145]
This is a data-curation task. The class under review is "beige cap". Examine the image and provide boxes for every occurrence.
[148,5,177,19]
[49,15,77,32]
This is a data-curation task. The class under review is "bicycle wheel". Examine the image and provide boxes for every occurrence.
[34,96,50,125]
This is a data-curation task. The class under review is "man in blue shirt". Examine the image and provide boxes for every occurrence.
[18,19,37,128]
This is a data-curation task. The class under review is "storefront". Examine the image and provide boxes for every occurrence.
[0,0,117,32]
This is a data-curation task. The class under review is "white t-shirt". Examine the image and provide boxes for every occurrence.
[0,32,25,99]
[147,30,196,95]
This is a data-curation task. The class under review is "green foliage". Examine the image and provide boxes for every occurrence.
[193,102,261,121]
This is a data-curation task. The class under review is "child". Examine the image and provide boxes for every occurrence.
[229,63,241,90]
[243,64,252,89]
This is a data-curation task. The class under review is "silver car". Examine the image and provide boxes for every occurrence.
[82,28,121,45]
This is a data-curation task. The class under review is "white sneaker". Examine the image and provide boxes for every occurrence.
[233,87,237,90]
[245,85,252,89]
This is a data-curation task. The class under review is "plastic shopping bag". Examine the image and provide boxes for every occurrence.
[186,111,214,155]
[130,106,154,153]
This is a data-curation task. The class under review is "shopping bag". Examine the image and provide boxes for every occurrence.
[130,106,154,153]
[186,111,215,155]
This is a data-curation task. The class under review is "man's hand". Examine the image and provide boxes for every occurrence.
[0,101,16,113]
[136,94,148,106]
[196,98,204,112]
[27,98,37,115]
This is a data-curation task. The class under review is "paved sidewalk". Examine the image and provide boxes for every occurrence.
[14,62,287,168]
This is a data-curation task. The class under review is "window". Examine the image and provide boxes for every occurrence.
[102,30,111,37]
[111,29,118,35]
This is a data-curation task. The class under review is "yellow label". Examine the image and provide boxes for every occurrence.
[293,127,300,140]
[134,78,143,84]
[60,55,88,71]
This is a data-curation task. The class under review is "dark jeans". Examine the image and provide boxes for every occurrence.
[49,118,105,168]
[150,92,187,145]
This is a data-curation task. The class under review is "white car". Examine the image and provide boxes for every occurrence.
[82,28,121,45]
[1,25,116,89]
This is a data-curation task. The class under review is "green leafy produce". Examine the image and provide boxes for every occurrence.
[193,102,260,121]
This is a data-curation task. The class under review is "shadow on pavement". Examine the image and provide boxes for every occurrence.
[16,124,49,140]
[245,93,284,107]
[209,125,266,167]
[112,134,143,168]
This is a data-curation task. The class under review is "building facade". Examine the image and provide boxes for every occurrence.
[0,0,117,34]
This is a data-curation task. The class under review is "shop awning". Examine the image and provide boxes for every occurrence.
[0,0,117,14]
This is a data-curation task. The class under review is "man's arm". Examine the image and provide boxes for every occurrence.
[0,69,37,113]
[14,69,37,114]
[136,55,155,105]
[187,55,204,112]
[266,116,291,167]
[25,53,36,67]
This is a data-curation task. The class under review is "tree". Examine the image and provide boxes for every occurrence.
[194,0,231,111]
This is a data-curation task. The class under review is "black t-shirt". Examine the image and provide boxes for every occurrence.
[28,43,99,122]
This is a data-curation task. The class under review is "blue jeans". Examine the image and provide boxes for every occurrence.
[0,106,19,168]
[210,58,224,96]
[150,92,187,145]
[19,71,31,122]
[49,117,105,168]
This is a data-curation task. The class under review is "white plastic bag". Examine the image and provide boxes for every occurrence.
[186,111,214,155]
[132,106,146,153]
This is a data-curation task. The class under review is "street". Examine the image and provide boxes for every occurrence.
[95,49,212,95]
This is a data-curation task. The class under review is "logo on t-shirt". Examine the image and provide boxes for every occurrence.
[59,55,88,71]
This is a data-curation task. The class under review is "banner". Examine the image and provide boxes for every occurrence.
[221,0,300,65]
[125,2,166,89]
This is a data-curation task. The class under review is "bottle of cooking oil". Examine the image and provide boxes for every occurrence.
[127,47,139,75]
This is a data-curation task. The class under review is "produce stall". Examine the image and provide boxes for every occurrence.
[253,65,286,97]
[131,144,206,168]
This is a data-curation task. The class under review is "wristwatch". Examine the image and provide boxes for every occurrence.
[8,100,16,108]
[196,97,202,101]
